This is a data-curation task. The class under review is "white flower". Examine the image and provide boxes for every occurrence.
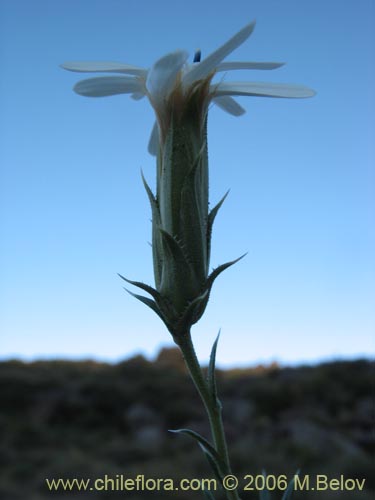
[61,21,315,155]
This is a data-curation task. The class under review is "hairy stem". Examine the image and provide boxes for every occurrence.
[176,330,241,500]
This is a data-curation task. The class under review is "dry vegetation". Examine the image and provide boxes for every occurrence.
[0,350,373,499]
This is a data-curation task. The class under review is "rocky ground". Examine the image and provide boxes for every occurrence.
[0,350,373,499]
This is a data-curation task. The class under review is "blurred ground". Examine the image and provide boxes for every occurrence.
[0,350,373,499]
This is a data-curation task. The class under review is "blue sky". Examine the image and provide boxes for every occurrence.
[1,0,374,367]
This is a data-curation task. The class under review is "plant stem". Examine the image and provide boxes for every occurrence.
[177,330,241,500]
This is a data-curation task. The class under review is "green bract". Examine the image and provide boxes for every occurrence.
[120,77,244,339]
[61,21,315,340]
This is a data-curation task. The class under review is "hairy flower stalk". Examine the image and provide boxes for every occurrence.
[61,21,315,499]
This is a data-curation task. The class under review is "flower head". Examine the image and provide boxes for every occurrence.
[61,21,315,155]
[61,22,315,340]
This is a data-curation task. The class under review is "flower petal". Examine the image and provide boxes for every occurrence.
[60,61,147,76]
[216,61,285,71]
[146,51,189,103]
[212,96,246,116]
[183,21,256,86]
[148,121,159,156]
[213,81,316,98]
[73,76,143,97]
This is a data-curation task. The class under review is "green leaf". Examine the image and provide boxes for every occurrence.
[281,470,300,500]
[206,190,229,266]
[159,117,195,237]
[193,253,247,323]
[179,150,207,280]
[206,253,247,289]
[182,124,209,239]
[119,274,177,328]
[118,274,159,301]
[199,444,223,483]
[123,288,165,323]
[141,169,157,208]
[258,470,271,500]
[158,229,201,312]
[259,490,271,500]
[174,290,209,334]
[141,170,163,287]
[159,229,190,267]
[169,428,226,476]
[207,332,220,404]
[203,489,216,500]
[208,191,229,225]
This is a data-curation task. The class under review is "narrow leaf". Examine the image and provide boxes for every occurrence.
[207,332,220,403]
[141,170,158,211]
[206,190,229,268]
[158,228,201,306]
[141,171,163,287]
[258,470,271,500]
[169,429,226,474]
[206,254,247,290]
[179,145,208,279]
[159,117,194,237]
[176,290,209,332]
[119,274,177,325]
[281,470,300,500]
[203,488,216,499]
[259,490,271,500]
[123,288,166,323]
[208,191,229,228]
[159,229,189,265]
[199,444,223,483]
[118,274,160,301]
[193,253,247,322]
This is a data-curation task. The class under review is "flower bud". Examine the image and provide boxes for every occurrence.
[121,77,243,341]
